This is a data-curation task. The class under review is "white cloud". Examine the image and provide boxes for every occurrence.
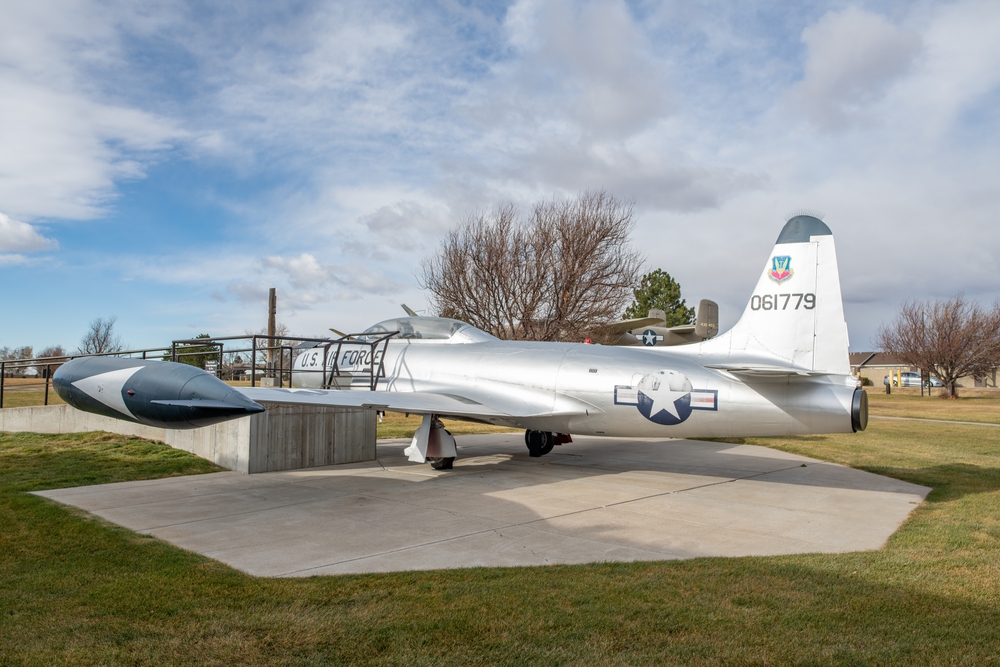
[263,253,401,298]
[888,0,1000,138]
[0,1,185,220]
[177,249,405,316]
[345,200,452,258]
[453,0,766,213]
[494,0,671,139]
[486,140,771,211]
[169,3,450,172]
[790,7,922,130]
[0,212,57,253]
[4,1,1000,352]
[0,253,33,266]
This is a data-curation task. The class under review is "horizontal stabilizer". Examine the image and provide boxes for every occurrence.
[606,316,665,335]
[667,325,696,334]
[705,364,832,377]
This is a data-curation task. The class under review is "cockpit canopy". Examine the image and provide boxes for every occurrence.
[361,317,495,343]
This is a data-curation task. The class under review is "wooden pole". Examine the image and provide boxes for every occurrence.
[267,287,276,379]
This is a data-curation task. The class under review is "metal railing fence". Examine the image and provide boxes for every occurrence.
[1,330,399,408]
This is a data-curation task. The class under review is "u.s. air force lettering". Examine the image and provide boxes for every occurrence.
[614,370,718,426]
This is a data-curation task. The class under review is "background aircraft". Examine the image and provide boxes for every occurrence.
[606,299,719,346]
[54,215,867,471]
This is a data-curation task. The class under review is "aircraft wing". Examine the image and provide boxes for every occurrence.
[606,316,665,335]
[237,386,596,422]
[705,364,833,377]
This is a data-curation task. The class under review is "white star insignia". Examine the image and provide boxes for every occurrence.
[642,386,689,419]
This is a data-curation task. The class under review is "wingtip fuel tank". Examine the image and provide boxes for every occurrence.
[53,357,264,429]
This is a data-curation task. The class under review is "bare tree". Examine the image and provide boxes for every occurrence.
[0,346,32,377]
[79,316,126,355]
[245,322,290,348]
[876,294,1000,398]
[421,191,643,342]
[38,345,66,359]
[35,345,67,376]
[0,346,32,361]
[244,323,291,374]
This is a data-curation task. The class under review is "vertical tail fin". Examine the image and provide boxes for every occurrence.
[708,216,850,374]
[694,299,719,339]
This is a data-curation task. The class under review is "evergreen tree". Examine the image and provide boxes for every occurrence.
[167,334,218,369]
[623,269,694,326]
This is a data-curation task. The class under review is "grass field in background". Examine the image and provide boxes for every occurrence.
[0,385,65,408]
[2,396,1000,664]
[376,411,517,439]
[867,392,1000,424]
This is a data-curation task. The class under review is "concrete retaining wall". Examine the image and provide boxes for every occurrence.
[248,403,376,473]
[0,403,376,474]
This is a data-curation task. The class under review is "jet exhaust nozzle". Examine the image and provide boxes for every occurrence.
[53,357,265,429]
[851,388,868,432]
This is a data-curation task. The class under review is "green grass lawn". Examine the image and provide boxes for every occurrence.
[376,411,517,439]
[2,400,1000,664]
[868,391,1000,424]
[0,385,66,408]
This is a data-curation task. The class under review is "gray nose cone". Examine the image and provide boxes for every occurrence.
[130,363,266,428]
[53,357,265,429]
[775,215,832,244]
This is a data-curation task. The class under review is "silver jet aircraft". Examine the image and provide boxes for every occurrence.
[54,215,867,470]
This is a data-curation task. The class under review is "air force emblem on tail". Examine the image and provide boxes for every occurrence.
[768,255,794,284]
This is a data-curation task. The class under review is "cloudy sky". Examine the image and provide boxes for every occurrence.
[2,0,998,353]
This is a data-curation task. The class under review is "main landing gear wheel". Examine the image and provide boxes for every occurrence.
[525,430,555,457]
[428,457,455,470]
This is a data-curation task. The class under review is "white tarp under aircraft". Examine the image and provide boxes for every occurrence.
[54,215,867,471]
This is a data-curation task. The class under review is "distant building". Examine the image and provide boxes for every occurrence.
[850,352,997,388]
[850,352,909,386]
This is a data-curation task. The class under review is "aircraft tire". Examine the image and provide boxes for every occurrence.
[525,430,555,457]
[429,457,454,470]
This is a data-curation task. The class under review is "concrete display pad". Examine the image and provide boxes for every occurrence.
[34,434,929,576]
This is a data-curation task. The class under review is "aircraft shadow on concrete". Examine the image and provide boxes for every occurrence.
[414,435,928,497]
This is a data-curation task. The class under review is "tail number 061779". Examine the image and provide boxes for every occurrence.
[750,293,815,311]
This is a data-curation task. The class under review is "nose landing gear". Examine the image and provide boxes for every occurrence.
[428,456,454,470]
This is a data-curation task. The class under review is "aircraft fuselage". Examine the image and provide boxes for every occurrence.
[292,337,858,439]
